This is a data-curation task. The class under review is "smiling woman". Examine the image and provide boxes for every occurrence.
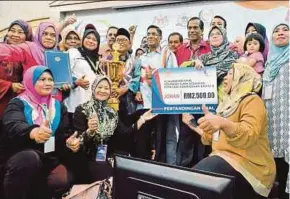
[0,22,59,128]
[0,22,58,71]
[5,20,33,44]
[0,65,76,198]
[59,25,81,51]
[263,23,289,199]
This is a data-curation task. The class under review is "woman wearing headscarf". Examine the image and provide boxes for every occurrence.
[1,20,33,114]
[0,66,79,199]
[59,25,81,51]
[262,23,289,199]
[178,26,238,166]
[197,26,238,87]
[186,26,238,101]
[3,19,33,44]
[0,22,58,137]
[245,22,269,61]
[0,21,58,72]
[64,75,156,183]
[63,24,104,124]
[183,63,276,199]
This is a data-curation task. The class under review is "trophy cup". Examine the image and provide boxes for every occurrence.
[100,43,125,111]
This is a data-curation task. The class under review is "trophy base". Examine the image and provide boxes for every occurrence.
[108,97,119,112]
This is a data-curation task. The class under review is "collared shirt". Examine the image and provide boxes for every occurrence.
[129,46,177,109]
[176,39,210,66]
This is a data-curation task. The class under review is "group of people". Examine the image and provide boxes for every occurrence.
[0,12,288,199]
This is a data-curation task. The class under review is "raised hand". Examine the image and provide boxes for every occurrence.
[63,14,77,26]
[60,84,71,91]
[198,105,222,134]
[66,131,80,152]
[135,91,143,102]
[182,114,194,125]
[142,109,157,121]
[87,116,98,133]
[194,59,204,69]
[11,83,25,94]
[30,120,52,143]
[128,25,137,35]
[76,76,90,89]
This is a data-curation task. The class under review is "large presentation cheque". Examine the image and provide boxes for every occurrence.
[152,67,218,114]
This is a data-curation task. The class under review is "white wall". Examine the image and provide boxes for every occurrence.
[0,1,59,30]
[65,1,289,50]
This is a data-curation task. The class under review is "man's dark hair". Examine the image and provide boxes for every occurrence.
[244,33,265,53]
[147,25,162,37]
[213,15,227,29]
[187,17,204,31]
[106,26,118,35]
[168,32,183,43]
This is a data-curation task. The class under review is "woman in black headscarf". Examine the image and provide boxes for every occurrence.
[63,24,103,124]
[245,22,269,61]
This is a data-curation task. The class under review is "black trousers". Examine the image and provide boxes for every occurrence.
[193,156,266,199]
[275,158,289,199]
[62,151,112,184]
[1,150,72,199]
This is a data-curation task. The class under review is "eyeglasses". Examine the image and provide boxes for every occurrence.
[116,38,129,43]
[66,36,80,41]
[209,32,222,37]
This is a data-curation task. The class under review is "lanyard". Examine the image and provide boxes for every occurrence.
[41,104,52,130]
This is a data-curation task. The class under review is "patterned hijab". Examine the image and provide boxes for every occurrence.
[201,26,238,82]
[217,63,262,117]
[263,23,289,82]
[81,75,118,142]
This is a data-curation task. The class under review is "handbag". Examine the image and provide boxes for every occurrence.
[62,178,112,199]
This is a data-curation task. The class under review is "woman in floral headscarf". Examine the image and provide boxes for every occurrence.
[183,63,276,199]
[65,75,157,183]
[198,27,238,84]
[263,23,289,199]
[188,26,238,101]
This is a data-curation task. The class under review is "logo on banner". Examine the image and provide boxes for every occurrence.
[176,15,189,27]
[199,9,214,24]
[153,15,169,28]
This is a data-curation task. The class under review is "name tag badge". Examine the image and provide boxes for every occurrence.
[213,131,220,142]
[44,136,55,153]
[96,145,108,162]
[263,84,273,100]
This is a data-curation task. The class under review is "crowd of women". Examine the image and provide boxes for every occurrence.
[0,13,289,199]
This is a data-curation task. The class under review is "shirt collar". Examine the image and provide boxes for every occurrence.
[186,39,208,48]
[145,46,162,55]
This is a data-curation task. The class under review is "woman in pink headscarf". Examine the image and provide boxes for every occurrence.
[0,22,59,137]
[0,22,59,71]
[0,65,79,199]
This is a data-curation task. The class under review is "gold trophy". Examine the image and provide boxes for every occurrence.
[100,43,125,111]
